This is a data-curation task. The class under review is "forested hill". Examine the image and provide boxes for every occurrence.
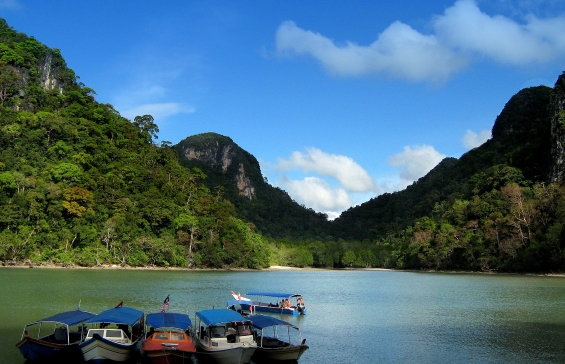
[176,132,330,239]
[331,85,554,241]
[3,16,565,272]
[0,18,272,269]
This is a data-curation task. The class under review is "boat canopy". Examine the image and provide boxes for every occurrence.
[27,310,95,326]
[196,309,248,326]
[246,292,302,298]
[247,315,298,330]
[146,312,192,331]
[85,306,143,326]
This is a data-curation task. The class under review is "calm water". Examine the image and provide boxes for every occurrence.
[1,268,565,363]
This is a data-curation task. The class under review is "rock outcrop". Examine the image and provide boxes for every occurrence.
[549,73,565,183]
[176,133,258,200]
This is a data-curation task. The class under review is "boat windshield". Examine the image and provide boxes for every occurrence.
[237,324,251,335]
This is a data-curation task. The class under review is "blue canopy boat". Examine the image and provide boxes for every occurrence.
[16,309,95,362]
[79,305,144,363]
[142,312,196,364]
[193,309,256,364]
[245,292,307,315]
[247,315,309,362]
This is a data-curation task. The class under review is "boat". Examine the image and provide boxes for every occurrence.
[244,292,307,315]
[79,304,144,363]
[247,315,309,362]
[142,312,196,364]
[226,300,254,317]
[15,309,94,362]
[193,309,256,364]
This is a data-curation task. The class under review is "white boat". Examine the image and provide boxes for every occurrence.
[79,305,144,363]
[193,309,256,364]
[247,315,309,362]
[236,292,307,315]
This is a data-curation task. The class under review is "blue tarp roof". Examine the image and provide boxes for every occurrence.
[247,315,297,330]
[85,306,143,326]
[246,292,302,298]
[146,312,192,331]
[196,309,247,326]
[30,310,95,326]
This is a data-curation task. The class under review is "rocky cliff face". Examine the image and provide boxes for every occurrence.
[177,133,257,200]
[37,51,64,93]
[549,73,565,183]
[16,51,66,93]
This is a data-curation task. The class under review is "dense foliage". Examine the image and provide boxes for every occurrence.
[0,18,270,269]
[2,17,565,273]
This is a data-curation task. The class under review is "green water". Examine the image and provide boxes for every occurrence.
[2,268,565,363]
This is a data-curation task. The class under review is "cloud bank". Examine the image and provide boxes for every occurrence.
[387,145,446,188]
[462,129,491,149]
[273,148,377,219]
[275,0,565,82]
[272,146,448,219]
[276,148,376,192]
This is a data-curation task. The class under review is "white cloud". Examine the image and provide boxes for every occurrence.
[120,103,195,121]
[462,129,491,149]
[0,0,20,9]
[280,177,353,215]
[276,147,376,192]
[275,20,467,83]
[387,145,446,187]
[269,148,378,219]
[275,0,565,82]
[434,0,565,64]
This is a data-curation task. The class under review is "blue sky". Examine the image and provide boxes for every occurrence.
[1,0,564,219]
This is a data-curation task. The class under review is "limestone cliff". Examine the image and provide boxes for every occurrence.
[176,133,258,200]
[549,72,565,183]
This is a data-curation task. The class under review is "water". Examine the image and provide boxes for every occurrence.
[1,268,565,363]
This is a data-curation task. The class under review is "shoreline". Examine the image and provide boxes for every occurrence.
[1,261,564,277]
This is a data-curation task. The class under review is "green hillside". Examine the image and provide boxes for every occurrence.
[331,85,553,241]
[2,17,565,272]
[0,18,270,269]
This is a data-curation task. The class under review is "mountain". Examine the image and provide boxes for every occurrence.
[176,132,331,239]
[331,84,554,241]
[0,18,272,269]
[3,15,565,271]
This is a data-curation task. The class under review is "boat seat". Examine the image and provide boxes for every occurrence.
[54,327,67,342]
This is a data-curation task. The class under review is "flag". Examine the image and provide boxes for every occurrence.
[161,295,170,313]
[115,300,124,308]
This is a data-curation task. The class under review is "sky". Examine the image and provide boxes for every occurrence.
[1,0,565,219]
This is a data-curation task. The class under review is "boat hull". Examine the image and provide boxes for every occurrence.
[195,346,255,364]
[144,350,193,364]
[79,335,137,363]
[142,333,196,364]
[16,336,82,362]
[252,344,309,362]
[251,305,306,315]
